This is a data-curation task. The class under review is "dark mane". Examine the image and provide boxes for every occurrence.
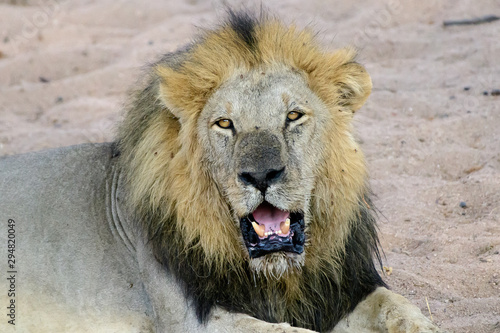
[227,9,258,50]
[151,199,385,332]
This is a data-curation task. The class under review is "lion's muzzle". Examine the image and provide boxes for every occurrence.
[236,130,286,191]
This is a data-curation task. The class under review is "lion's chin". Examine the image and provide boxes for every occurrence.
[249,251,305,279]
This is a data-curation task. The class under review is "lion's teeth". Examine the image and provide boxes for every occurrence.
[280,218,290,234]
[251,222,265,238]
[252,219,290,238]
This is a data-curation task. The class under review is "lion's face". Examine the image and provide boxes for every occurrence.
[197,66,329,275]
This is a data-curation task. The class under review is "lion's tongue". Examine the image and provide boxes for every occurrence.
[252,202,290,237]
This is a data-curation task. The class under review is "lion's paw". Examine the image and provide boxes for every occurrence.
[234,316,315,333]
[333,287,446,333]
[203,310,315,333]
[385,316,447,333]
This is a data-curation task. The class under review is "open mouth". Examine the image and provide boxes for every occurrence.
[240,201,305,258]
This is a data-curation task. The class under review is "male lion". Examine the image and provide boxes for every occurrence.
[0,11,443,333]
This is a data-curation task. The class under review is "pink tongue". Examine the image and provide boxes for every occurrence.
[252,202,289,233]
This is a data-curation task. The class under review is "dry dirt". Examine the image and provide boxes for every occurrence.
[0,1,499,332]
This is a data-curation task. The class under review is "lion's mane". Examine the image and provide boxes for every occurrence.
[117,11,384,332]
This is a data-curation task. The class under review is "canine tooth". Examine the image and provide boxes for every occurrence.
[281,218,290,234]
[251,222,265,238]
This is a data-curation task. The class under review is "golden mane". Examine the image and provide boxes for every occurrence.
[119,12,371,268]
[116,13,380,330]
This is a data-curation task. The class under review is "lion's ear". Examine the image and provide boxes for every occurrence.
[308,48,372,113]
[334,61,372,112]
[156,65,187,121]
[156,64,215,123]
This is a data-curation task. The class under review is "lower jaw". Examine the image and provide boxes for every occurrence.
[246,238,298,258]
[248,252,306,278]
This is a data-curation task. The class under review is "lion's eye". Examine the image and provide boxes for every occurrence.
[216,119,233,129]
[287,110,303,121]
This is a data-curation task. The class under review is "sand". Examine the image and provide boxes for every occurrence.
[0,1,499,332]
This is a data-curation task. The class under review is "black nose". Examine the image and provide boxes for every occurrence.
[238,167,285,194]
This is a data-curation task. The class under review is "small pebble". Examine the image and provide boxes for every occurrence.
[55,96,64,104]
[483,91,489,96]
[459,201,467,208]
[491,89,500,96]
[463,86,471,91]
[39,76,50,83]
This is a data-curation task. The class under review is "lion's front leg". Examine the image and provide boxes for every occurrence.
[333,287,445,333]
[137,240,315,333]
[203,308,316,333]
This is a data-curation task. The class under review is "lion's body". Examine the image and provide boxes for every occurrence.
[0,144,153,332]
[0,11,442,333]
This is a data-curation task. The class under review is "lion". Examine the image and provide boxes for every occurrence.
[0,11,443,333]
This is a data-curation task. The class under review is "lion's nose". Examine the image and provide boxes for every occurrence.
[238,167,285,194]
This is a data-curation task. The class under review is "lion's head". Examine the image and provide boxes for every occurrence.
[117,11,381,330]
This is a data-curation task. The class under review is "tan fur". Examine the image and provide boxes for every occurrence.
[333,287,441,333]
[124,17,371,274]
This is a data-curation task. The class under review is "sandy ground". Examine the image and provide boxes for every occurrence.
[1,1,499,332]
